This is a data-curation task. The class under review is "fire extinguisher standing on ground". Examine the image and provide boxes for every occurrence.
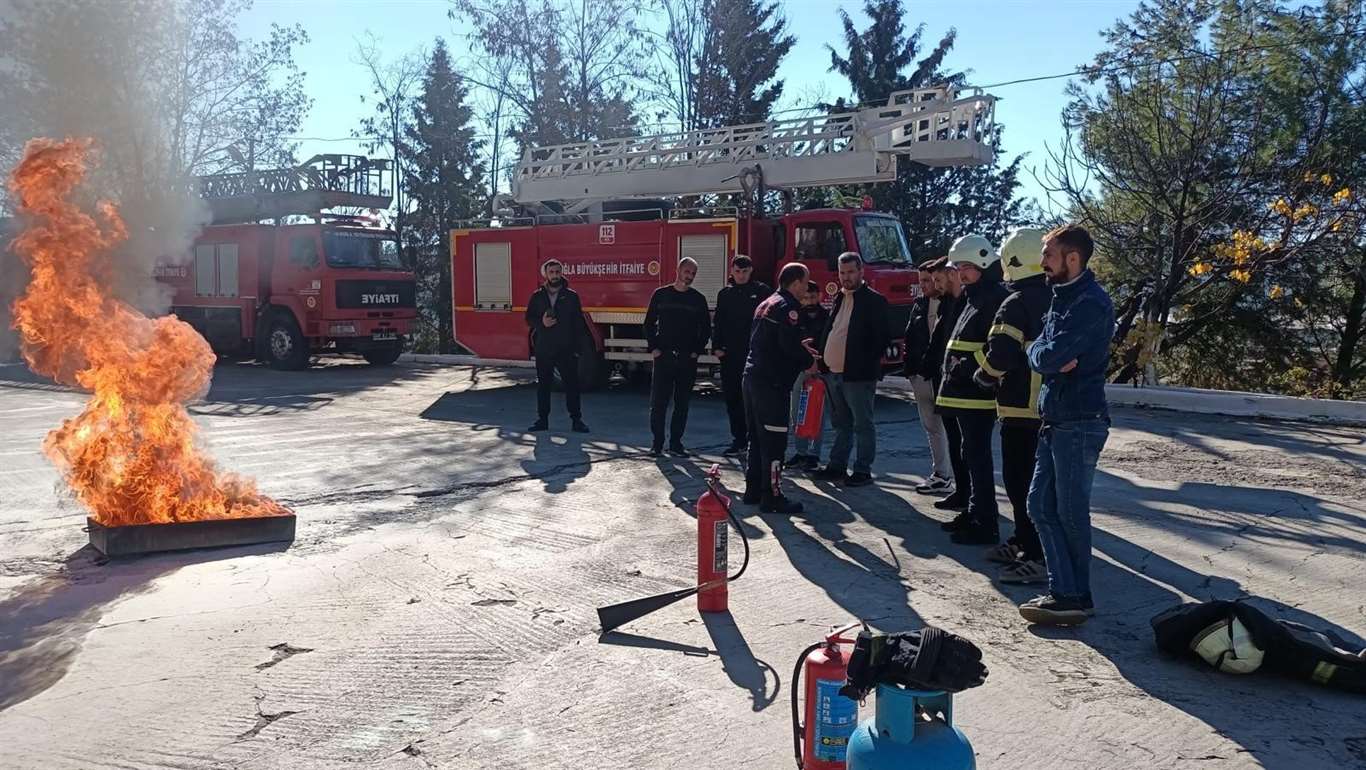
[696,465,741,612]
[792,622,863,769]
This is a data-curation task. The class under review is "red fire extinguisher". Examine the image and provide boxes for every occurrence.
[792,622,862,769]
[698,464,746,612]
[794,374,826,441]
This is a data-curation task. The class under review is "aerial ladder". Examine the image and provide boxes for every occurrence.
[502,84,998,216]
[196,154,393,225]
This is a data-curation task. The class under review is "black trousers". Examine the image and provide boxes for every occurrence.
[743,377,790,501]
[720,355,748,444]
[535,350,581,421]
[943,412,967,496]
[650,352,698,447]
[1000,423,1043,560]
[956,410,1000,533]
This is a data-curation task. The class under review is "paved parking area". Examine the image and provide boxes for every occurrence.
[1,359,1364,769]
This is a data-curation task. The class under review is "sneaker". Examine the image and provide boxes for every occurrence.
[760,496,804,514]
[723,441,747,456]
[984,541,1022,565]
[741,488,762,505]
[932,495,968,511]
[648,446,664,458]
[915,475,953,494]
[998,559,1047,585]
[528,419,549,432]
[814,465,849,482]
[940,512,971,532]
[1019,595,1089,626]
[668,444,690,457]
[845,472,874,487]
[571,420,590,433]
[950,527,999,546]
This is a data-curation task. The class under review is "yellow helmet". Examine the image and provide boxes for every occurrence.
[1191,616,1265,674]
[1000,227,1046,282]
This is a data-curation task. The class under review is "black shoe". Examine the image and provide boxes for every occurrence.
[845,472,874,487]
[1019,595,1090,626]
[933,495,968,511]
[814,465,849,482]
[949,527,999,546]
[648,446,664,458]
[760,496,803,514]
[723,442,747,457]
[668,444,690,457]
[571,420,590,433]
[785,453,807,466]
[528,419,549,432]
[940,512,971,532]
[741,488,762,505]
[798,456,821,472]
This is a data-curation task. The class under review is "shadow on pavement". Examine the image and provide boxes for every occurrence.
[702,610,781,712]
[597,631,715,657]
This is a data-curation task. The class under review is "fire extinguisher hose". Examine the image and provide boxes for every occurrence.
[709,473,750,584]
[790,641,824,770]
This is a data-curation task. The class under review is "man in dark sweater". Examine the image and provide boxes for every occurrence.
[816,252,890,487]
[645,257,712,457]
[524,259,589,433]
[712,255,772,456]
[903,257,953,494]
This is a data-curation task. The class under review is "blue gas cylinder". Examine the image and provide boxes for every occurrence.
[844,686,975,770]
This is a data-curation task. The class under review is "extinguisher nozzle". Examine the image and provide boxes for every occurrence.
[596,586,702,633]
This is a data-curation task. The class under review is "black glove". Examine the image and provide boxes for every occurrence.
[839,625,988,701]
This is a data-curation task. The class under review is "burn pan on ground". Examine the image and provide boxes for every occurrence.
[87,513,296,557]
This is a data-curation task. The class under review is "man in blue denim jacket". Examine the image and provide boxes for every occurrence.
[1018,224,1115,626]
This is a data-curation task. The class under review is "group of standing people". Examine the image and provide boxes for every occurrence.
[525,223,1115,627]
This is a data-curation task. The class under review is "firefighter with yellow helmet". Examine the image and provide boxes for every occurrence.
[936,234,1010,545]
[973,227,1052,583]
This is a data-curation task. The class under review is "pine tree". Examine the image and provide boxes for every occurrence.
[827,0,1023,258]
[694,0,795,128]
[404,38,485,353]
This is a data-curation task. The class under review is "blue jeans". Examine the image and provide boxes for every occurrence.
[1028,418,1109,602]
[824,374,877,474]
[789,371,828,458]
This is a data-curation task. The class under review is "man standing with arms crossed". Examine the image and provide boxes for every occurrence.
[742,263,816,514]
[1018,224,1116,626]
[973,228,1051,584]
[644,257,711,458]
[815,252,890,487]
[525,259,590,433]
[904,258,953,494]
[712,256,771,456]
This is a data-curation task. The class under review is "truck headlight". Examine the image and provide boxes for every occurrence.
[329,323,357,335]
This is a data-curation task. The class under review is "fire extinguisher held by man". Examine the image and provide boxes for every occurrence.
[788,280,831,472]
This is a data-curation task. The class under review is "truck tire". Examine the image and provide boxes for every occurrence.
[265,313,310,370]
[363,342,403,366]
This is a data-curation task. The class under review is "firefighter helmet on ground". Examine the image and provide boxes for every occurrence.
[1000,227,1046,282]
[1191,616,1265,674]
[947,234,999,269]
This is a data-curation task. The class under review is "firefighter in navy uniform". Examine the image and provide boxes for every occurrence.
[712,255,772,456]
[742,262,815,514]
[936,234,1010,545]
[973,228,1052,583]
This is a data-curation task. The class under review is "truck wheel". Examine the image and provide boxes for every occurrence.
[265,314,309,370]
[363,343,403,366]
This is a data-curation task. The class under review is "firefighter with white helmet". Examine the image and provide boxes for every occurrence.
[974,227,1053,583]
[936,234,1010,545]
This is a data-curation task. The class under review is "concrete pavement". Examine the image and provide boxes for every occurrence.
[1,360,1364,769]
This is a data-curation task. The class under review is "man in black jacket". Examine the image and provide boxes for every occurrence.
[743,262,816,514]
[936,234,1010,545]
[974,228,1052,584]
[712,255,772,456]
[787,280,830,471]
[816,252,890,487]
[645,257,712,457]
[524,259,589,433]
[903,257,953,494]
[927,261,968,514]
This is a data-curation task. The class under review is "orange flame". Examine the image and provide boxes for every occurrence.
[8,138,288,526]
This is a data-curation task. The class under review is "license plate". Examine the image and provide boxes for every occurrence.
[372,331,397,341]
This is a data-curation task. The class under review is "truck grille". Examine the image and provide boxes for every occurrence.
[335,279,416,309]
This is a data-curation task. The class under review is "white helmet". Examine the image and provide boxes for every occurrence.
[947,234,999,269]
[1191,616,1265,674]
[1000,227,1046,282]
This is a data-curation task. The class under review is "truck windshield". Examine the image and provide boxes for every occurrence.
[323,230,403,269]
[854,216,913,266]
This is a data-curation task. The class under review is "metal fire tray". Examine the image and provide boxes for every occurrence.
[87,513,296,557]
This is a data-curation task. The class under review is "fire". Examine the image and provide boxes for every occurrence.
[7,138,288,527]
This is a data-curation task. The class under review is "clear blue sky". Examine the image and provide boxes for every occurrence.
[238,0,1141,210]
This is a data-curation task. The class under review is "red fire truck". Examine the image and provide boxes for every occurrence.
[157,155,416,369]
[452,85,999,387]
